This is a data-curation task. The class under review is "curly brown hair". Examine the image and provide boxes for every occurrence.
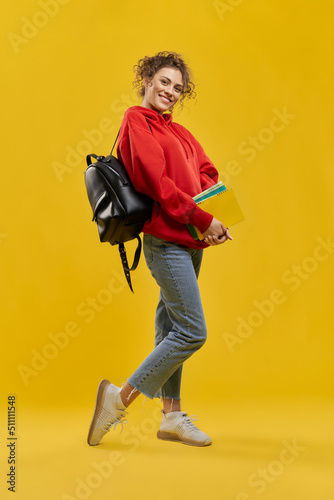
[133,51,196,110]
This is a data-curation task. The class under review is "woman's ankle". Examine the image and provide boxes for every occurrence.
[120,382,140,407]
[163,398,181,414]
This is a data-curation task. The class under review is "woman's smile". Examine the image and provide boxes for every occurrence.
[159,94,172,103]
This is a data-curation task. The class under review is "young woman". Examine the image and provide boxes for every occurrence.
[88,51,232,447]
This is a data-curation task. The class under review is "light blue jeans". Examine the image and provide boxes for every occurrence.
[127,234,207,400]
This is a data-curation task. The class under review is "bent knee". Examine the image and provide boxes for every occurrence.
[195,331,207,349]
[183,325,207,349]
[173,321,207,349]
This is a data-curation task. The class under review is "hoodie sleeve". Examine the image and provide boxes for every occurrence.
[117,118,213,233]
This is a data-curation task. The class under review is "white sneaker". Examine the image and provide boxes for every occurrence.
[87,379,127,446]
[157,411,212,447]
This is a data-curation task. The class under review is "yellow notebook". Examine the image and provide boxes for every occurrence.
[188,188,245,240]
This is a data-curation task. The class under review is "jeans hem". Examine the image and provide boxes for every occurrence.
[127,380,182,401]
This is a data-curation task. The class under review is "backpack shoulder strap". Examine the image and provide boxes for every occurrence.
[117,235,142,293]
[86,127,120,166]
[110,128,121,156]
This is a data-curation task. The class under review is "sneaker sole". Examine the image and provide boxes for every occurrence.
[157,430,212,447]
[87,379,111,446]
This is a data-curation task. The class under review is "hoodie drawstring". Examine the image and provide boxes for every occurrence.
[162,119,194,161]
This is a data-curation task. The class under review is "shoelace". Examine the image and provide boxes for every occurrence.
[102,412,128,432]
[179,414,200,432]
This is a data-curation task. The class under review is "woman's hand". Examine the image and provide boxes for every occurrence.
[202,217,233,246]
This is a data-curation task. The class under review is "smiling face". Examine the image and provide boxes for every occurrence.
[142,67,184,113]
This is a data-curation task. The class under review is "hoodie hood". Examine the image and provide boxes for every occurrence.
[127,105,173,124]
[125,106,194,160]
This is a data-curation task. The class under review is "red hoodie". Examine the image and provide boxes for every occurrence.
[117,106,219,249]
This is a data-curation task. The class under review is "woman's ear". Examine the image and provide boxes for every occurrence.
[143,76,152,93]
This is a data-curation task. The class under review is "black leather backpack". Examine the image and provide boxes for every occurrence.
[84,131,152,292]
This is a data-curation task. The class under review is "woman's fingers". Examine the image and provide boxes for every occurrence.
[225,228,233,240]
[204,228,233,245]
[205,235,223,245]
[203,219,233,246]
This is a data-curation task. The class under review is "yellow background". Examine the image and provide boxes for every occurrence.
[1,1,333,499]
